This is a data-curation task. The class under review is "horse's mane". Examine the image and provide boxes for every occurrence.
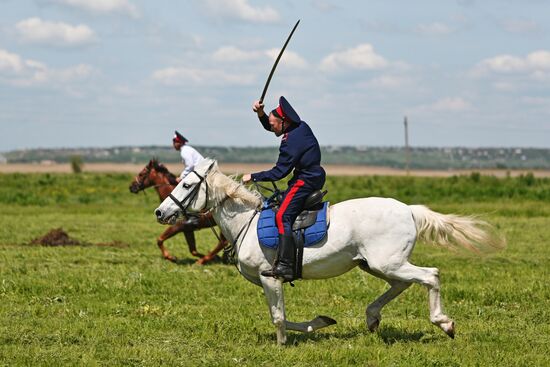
[151,158,178,186]
[208,163,262,209]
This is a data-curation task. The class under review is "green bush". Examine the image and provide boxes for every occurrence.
[70,155,83,174]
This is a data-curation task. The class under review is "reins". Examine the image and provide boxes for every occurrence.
[223,208,259,267]
[165,164,261,272]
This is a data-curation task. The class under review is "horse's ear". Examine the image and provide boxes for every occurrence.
[151,157,160,169]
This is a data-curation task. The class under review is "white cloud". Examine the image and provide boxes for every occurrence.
[412,97,472,114]
[16,17,96,47]
[522,96,550,106]
[203,0,280,23]
[0,48,95,86]
[431,97,471,111]
[363,75,413,89]
[500,19,541,34]
[212,46,262,62]
[414,22,453,36]
[0,49,25,73]
[265,49,307,69]
[54,0,140,18]
[527,51,550,70]
[311,0,338,13]
[319,44,388,72]
[492,81,516,92]
[151,66,255,86]
[475,50,550,74]
[212,46,307,68]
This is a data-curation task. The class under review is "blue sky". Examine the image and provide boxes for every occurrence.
[0,0,549,150]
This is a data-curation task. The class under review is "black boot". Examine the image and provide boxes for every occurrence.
[184,215,200,227]
[261,234,296,282]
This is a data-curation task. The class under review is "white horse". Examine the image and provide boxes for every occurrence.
[155,158,504,345]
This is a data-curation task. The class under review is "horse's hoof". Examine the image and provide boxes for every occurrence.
[442,321,455,339]
[367,316,380,332]
[164,255,177,263]
[196,258,208,265]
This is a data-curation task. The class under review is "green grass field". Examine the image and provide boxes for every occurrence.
[0,173,549,366]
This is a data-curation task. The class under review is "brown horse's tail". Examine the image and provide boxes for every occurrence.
[409,205,506,253]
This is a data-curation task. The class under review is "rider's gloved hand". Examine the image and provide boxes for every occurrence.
[252,101,265,116]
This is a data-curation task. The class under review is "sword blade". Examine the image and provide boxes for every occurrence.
[259,19,300,104]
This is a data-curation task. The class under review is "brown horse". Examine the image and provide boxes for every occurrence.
[129,159,227,264]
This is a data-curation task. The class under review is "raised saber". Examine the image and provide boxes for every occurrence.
[259,19,300,104]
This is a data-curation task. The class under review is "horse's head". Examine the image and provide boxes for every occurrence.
[155,158,218,225]
[130,159,177,194]
[129,159,156,193]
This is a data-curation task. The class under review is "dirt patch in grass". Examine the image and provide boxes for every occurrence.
[29,228,129,248]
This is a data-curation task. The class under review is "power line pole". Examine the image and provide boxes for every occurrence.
[404,116,410,176]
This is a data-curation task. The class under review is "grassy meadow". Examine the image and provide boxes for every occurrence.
[0,172,549,366]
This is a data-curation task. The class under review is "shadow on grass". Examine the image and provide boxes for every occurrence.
[378,326,430,344]
[257,325,433,346]
[171,255,224,266]
[257,331,345,346]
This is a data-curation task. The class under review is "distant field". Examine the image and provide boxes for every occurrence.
[0,173,549,365]
[1,162,550,177]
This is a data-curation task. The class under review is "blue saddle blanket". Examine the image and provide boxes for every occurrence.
[257,202,329,249]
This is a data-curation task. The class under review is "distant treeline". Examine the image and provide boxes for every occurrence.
[2,146,549,169]
[0,172,548,207]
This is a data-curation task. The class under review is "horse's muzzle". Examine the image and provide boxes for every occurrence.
[155,208,177,225]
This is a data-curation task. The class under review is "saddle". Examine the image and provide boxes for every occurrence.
[257,190,330,249]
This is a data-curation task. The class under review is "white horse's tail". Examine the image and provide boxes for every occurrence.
[409,205,506,253]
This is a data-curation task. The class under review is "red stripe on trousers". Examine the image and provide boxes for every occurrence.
[276,179,305,234]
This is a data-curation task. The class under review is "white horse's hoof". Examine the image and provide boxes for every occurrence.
[441,320,455,339]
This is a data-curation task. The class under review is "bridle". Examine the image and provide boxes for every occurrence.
[167,162,215,217]
[166,162,261,271]
[133,163,174,193]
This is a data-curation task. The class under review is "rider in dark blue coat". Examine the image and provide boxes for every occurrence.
[243,96,326,281]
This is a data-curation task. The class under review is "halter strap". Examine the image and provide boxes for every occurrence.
[167,161,215,216]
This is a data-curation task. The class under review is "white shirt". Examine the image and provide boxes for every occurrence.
[179,144,204,178]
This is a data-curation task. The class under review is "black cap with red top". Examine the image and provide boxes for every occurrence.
[271,96,300,124]
[173,131,188,144]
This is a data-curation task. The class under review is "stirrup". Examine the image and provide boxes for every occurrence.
[261,268,295,282]
[260,268,293,279]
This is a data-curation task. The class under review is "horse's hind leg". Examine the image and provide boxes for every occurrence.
[359,262,411,332]
[260,276,287,345]
[380,262,455,338]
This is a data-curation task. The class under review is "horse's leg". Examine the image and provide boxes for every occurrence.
[196,233,228,265]
[367,280,411,332]
[260,276,287,345]
[182,230,203,258]
[359,262,411,331]
[157,225,182,262]
[378,261,455,338]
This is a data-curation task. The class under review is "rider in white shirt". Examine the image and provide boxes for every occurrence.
[172,131,204,182]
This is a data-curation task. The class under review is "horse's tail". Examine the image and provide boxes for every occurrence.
[409,205,506,253]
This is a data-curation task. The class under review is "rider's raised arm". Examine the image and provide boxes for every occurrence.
[253,100,271,132]
[259,114,271,132]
